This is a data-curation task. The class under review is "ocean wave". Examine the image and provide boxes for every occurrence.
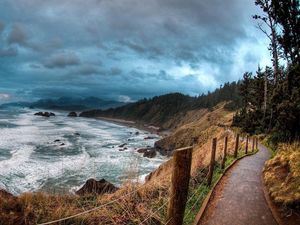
[0,109,166,194]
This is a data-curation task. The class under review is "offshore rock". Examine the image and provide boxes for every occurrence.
[34,112,55,117]
[68,112,78,117]
[76,178,118,196]
[143,148,157,158]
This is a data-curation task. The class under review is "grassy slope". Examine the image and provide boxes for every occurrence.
[263,143,300,206]
[146,102,249,183]
[155,102,234,151]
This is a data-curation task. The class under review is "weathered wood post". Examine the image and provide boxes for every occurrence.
[252,137,255,152]
[207,138,217,186]
[167,146,193,225]
[245,135,249,154]
[221,136,228,169]
[234,134,239,158]
[256,137,258,149]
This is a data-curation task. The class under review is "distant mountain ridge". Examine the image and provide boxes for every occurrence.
[0,97,125,111]
[79,81,242,129]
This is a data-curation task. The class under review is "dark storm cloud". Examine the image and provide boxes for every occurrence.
[28,38,63,53]
[43,52,81,69]
[75,64,99,75]
[108,67,122,76]
[0,20,5,34]
[0,0,270,102]
[0,47,17,57]
[7,23,28,45]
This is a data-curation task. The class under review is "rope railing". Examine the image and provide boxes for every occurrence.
[183,172,209,221]
[164,217,173,225]
[185,168,208,205]
[138,194,174,225]
[184,189,206,220]
[38,171,172,225]
[38,132,259,225]
[38,191,136,225]
[166,133,259,225]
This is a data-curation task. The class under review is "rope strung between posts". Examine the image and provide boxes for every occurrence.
[138,194,175,225]
[164,217,173,225]
[38,190,139,225]
[183,172,209,220]
[38,172,173,225]
[185,167,208,205]
[184,190,206,220]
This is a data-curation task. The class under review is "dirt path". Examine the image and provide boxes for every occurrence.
[197,144,277,225]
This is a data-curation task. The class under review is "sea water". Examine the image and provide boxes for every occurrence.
[0,107,166,195]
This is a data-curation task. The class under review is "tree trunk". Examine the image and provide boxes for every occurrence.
[269,17,279,84]
[263,71,268,119]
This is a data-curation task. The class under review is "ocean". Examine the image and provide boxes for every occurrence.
[0,107,166,195]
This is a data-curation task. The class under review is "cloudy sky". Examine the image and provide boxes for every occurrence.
[0,0,270,103]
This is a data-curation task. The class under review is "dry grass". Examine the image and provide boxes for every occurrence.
[0,179,172,225]
[263,143,300,206]
[155,102,235,151]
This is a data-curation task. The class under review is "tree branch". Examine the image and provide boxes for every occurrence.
[255,23,272,41]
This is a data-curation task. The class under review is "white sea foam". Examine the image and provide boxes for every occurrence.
[0,109,167,194]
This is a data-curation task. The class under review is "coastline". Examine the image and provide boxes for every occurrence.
[1,110,170,196]
[95,116,170,137]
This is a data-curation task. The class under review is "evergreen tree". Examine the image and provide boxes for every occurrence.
[234,0,300,143]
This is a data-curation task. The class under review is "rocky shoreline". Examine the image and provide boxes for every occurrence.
[93,116,167,135]
[1,111,172,198]
[91,116,173,157]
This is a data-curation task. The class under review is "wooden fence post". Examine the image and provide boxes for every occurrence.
[167,146,193,225]
[221,136,228,169]
[256,137,258,149]
[207,138,217,186]
[252,137,255,152]
[234,134,239,158]
[245,135,249,154]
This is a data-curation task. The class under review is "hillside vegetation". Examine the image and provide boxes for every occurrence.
[155,102,234,154]
[264,143,300,205]
[80,82,241,130]
[233,0,300,144]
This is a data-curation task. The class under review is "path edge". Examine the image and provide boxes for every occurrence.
[261,169,281,225]
[193,151,258,225]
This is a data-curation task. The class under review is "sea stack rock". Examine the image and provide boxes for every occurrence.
[34,112,55,117]
[76,178,118,196]
[143,148,157,158]
[118,143,127,148]
[68,112,77,117]
[137,148,148,154]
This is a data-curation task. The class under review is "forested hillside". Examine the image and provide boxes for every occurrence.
[80,82,242,129]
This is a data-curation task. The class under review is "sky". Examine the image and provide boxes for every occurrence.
[0,0,271,103]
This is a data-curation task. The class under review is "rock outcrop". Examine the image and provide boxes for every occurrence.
[76,178,118,196]
[137,148,148,154]
[68,112,78,117]
[34,112,55,117]
[143,148,157,158]
[144,136,156,140]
